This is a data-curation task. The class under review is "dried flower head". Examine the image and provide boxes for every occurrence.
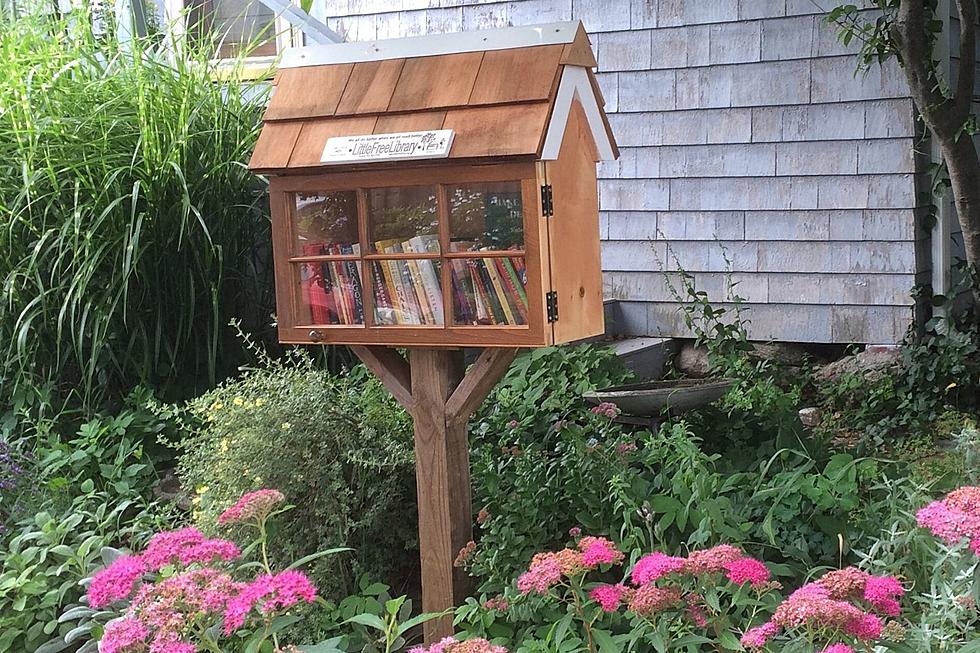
[627,585,682,617]
[454,541,477,568]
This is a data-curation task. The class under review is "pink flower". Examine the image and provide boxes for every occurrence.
[863,575,904,616]
[217,489,285,526]
[148,633,196,653]
[684,545,745,575]
[516,553,562,594]
[410,637,508,653]
[100,618,148,653]
[132,568,241,635]
[591,402,620,418]
[917,488,980,553]
[578,536,624,568]
[723,557,770,587]
[740,622,779,648]
[845,613,883,640]
[88,555,148,608]
[223,570,317,635]
[589,584,627,612]
[568,526,582,537]
[820,645,855,653]
[140,528,237,569]
[631,552,685,585]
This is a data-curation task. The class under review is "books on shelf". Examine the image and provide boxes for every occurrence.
[299,236,528,327]
[300,242,363,325]
[449,242,528,326]
[372,235,444,325]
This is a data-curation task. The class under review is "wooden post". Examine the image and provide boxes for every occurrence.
[350,345,518,642]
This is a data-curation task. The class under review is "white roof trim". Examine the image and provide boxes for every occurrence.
[280,21,581,68]
[540,66,616,161]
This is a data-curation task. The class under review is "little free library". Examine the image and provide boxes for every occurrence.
[249,20,617,641]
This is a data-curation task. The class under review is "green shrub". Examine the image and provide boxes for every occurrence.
[173,352,416,598]
[0,402,177,653]
[0,10,272,415]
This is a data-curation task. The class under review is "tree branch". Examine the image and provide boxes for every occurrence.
[954,0,977,121]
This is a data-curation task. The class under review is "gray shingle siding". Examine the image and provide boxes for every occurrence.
[310,0,929,344]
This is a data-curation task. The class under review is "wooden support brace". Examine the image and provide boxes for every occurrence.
[350,346,519,643]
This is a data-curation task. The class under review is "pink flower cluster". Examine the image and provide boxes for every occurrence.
[224,570,318,635]
[618,545,771,620]
[409,637,508,653]
[630,545,771,589]
[90,490,319,653]
[217,489,285,526]
[916,486,980,555]
[516,537,623,594]
[590,402,620,418]
[740,567,904,651]
[88,528,240,608]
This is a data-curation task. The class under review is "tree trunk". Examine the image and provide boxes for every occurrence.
[942,135,980,290]
[892,0,979,305]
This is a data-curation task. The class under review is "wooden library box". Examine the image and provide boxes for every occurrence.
[249,21,618,348]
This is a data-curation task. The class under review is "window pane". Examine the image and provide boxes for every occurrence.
[447,182,524,252]
[295,261,364,326]
[449,256,527,326]
[187,0,279,58]
[291,191,360,257]
[370,259,443,326]
[367,186,439,253]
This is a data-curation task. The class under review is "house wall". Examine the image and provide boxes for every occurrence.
[307,0,927,344]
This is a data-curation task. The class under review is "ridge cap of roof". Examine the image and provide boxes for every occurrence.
[280,21,583,68]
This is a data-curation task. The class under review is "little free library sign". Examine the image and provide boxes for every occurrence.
[320,129,455,164]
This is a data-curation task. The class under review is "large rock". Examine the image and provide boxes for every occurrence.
[675,341,712,377]
[748,342,810,366]
[815,346,902,383]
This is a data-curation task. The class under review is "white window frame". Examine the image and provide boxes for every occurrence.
[162,0,303,69]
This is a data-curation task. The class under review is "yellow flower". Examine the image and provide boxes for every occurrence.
[211,401,224,411]
[192,495,201,505]
[193,510,202,522]
[233,396,244,406]
[196,485,209,495]
[281,422,291,430]
[255,398,266,407]
[219,438,229,453]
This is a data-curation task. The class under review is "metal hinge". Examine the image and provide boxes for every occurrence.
[541,184,554,217]
[546,291,559,323]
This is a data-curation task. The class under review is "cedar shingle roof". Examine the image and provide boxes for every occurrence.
[249,22,617,172]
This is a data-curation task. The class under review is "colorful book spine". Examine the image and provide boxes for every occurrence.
[409,235,444,324]
[483,255,516,324]
[494,257,528,324]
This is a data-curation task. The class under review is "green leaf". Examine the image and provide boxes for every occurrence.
[343,613,388,633]
[385,596,406,616]
[285,548,350,571]
[553,612,573,647]
[79,479,94,493]
[269,615,302,632]
[395,612,446,638]
[298,638,345,653]
[591,629,618,653]
[715,630,742,651]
